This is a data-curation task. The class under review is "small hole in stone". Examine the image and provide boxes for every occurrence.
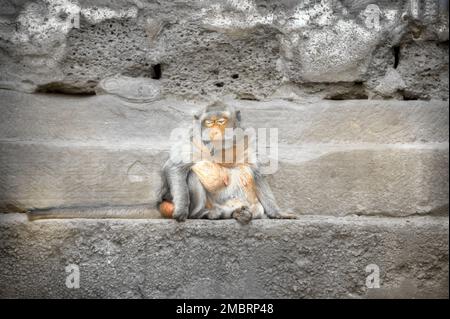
[36,82,96,96]
[215,82,224,87]
[231,74,239,79]
[400,90,423,101]
[151,64,162,80]
[325,93,368,100]
[58,11,68,21]
[393,46,400,69]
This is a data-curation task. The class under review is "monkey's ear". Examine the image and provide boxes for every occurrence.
[235,110,241,122]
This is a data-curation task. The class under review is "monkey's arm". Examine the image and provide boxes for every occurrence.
[161,159,191,221]
[253,168,297,219]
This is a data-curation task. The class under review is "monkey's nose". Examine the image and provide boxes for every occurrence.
[210,131,221,140]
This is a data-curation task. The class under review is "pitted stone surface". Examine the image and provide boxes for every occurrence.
[0,0,448,99]
[0,214,447,298]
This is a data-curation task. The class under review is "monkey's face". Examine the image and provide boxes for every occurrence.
[202,115,229,142]
[194,102,241,146]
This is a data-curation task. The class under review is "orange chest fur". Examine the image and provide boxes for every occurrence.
[191,161,256,197]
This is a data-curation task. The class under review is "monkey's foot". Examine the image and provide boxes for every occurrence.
[173,208,189,222]
[232,206,253,224]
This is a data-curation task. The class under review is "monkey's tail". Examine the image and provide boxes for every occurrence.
[26,204,159,221]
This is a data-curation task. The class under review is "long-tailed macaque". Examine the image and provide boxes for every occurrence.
[157,101,296,223]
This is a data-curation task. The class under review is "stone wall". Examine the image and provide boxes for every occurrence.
[0,0,448,298]
[0,0,448,100]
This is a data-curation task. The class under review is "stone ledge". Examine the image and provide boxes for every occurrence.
[0,214,448,298]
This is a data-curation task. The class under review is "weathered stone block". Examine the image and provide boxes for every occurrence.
[273,146,449,216]
[0,214,447,298]
[0,142,164,210]
[0,91,448,144]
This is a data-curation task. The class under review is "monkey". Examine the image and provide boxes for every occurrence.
[157,100,296,223]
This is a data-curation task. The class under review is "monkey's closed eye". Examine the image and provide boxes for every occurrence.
[204,120,214,127]
[216,118,227,125]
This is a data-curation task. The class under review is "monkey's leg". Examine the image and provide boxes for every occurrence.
[203,199,253,224]
[190,193,252,225]
[198,205,252,224]
[253,169,297,219]
[163,161,190,221]
[187,170,250,223]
